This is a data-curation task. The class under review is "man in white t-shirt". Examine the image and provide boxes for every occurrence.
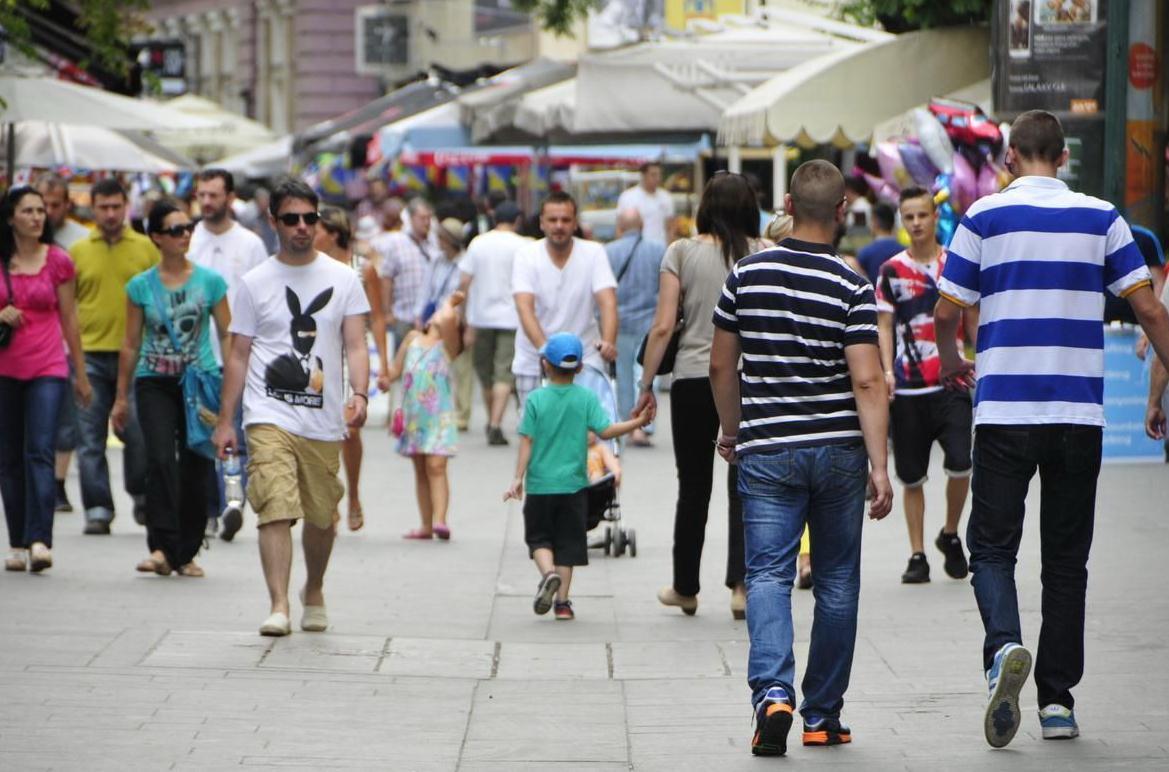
[512,191,618,408]
[34,173,90,516]
[458,201,528,445]
[189,169,270,541]
[616,162,674,245]
[213,178,370,638]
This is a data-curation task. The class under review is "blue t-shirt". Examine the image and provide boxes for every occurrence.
[518,383,611,495]
[126,264,227,378]
[856,236,903,284]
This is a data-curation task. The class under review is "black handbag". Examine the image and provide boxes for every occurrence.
[0,260,14,349]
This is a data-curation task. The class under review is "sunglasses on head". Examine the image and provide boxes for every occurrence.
[158,223,196,237]
[277,211,321,227]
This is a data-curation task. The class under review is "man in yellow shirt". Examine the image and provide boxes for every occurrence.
[69,178,159,535]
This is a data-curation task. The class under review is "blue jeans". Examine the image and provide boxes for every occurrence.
[738,442,867,718]
[967,424,1101,710]
[77,352,146,523]
[615,329,653,432]
[0,376,66,548]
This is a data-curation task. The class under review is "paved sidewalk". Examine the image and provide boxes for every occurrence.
[2,394,1168,770]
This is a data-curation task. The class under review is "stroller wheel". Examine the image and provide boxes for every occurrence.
[614,527,627,557]
[627,528,637,558]
[604,526,613,557]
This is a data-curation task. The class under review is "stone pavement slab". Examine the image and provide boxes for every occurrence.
[1,394,1167,769]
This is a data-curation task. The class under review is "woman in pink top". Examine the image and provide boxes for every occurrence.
[0,186,92,572]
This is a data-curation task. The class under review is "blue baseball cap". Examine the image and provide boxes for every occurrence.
[540,332,584,369]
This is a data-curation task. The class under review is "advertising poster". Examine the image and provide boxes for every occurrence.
[1124,0,1165,227]
[1102,328,1164,462]
[993,0,1109,115]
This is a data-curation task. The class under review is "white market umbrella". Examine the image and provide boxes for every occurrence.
[0,74,217,130]
[1,121,195,173]
[215,135,293,179]
[151,94,278,163]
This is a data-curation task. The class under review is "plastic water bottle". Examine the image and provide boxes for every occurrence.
[223,449,243,512]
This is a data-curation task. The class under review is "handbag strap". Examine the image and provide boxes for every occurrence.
[0,259,12,307]
[146,269,187,363]
[614,235,642,286]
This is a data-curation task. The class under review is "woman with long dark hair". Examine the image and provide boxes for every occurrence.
[635,171,769,618]
[0,186,91,572]
[113,199,229,576]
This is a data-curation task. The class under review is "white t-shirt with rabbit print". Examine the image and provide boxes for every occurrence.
[231,253,370,441]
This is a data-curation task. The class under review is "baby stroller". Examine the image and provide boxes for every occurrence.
[575,362,637,558]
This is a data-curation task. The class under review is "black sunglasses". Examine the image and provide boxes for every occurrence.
[277,212,321,227]
[157,223,196,237]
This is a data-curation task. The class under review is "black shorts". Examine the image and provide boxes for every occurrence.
[523,491,588,567]
[890,389,973,487]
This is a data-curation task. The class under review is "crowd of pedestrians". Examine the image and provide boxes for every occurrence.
[3,109,1169,758]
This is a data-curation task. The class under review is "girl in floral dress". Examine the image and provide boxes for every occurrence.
[386,290,465,540]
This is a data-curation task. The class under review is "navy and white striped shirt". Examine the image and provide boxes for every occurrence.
[937,176,1151,427]
[712,238,879,455]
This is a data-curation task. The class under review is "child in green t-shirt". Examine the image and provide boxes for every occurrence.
[503,332,650,620]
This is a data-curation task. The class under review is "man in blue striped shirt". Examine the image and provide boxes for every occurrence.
[711,160,893,756]
[935,110,1169,749]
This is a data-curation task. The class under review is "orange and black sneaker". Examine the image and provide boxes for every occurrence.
[751,686,794,756]
[802,716,852,746]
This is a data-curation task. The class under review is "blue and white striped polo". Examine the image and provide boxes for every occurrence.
[937,176,1151,427]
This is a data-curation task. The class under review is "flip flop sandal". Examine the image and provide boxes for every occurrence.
[402,528,434,540]
[433,525,451,540]
[348,504,364,532]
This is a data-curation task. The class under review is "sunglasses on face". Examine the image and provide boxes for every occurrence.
[277,212,321,227]
[158,223,196,237]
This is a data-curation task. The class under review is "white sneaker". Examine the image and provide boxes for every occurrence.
[984,642,1032,748]
[1038,704,1079,739]
[259,612,291,637]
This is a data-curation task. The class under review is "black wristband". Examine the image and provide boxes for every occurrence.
[352,392,369,402]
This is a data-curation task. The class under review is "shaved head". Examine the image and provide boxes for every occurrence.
[789,160,845,227]
[615,208,643,237]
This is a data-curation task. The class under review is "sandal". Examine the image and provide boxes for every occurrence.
[136,552,172,576]
[433,524,451,541]
[177,562,205,578]
[348,503,364,532]
[402,528,433,540]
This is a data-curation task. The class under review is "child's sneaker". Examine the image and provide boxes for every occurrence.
[533,572,561,615]
[802,716,852,746]
[553,600,574,620]
[1038,704,1079,739]
[984,642,1032,748]
[751,686,794,756]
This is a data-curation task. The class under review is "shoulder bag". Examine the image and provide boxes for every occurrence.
[148,269,222,460]
[635,241,684,375]
[0,260,13,349]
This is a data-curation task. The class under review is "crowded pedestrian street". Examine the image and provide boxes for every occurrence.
[1,392,1165,771]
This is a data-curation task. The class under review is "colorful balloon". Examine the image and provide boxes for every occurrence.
[876,142,912,190]
[951,152,977,215]
[898,142,939,187]
[914,109,954,175]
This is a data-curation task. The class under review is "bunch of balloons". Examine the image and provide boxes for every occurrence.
[859,99,1013,245]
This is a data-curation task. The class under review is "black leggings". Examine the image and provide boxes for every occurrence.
[669,376,744,596]
[136,377,210,568]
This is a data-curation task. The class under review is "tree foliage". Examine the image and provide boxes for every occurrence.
[1,0,151,77]
[839,0,992,33]
[510,0,600,37]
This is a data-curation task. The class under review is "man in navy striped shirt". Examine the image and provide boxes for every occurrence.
[935,110,1169,749]
[710,160,893,756]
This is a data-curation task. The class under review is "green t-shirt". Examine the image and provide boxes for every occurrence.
[518,383,611,495]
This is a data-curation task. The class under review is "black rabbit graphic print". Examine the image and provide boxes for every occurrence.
[264,286,333,408]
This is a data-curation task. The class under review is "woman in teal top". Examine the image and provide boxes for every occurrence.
[113,200,229,578]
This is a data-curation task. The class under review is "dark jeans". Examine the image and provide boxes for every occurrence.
[136,377,210,567]
[968,424,1102,710]
[77,352,146,522]
[0,376,66,548]
[54,360,79,453]
[669,376,744,596]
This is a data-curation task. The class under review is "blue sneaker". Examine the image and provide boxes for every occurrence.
[1039,704,1079,739]
[984,642,1032,748]
[751,686,794,756]
[802,716,852,746]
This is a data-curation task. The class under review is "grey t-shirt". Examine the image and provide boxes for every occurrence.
[661,236,767,381]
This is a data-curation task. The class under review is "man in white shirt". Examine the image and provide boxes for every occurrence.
[512,191,619,409]
[616,162,674,245]
[213,178,370,638]
[34,174,90,515]
[189,169,270,542]
[459,201,528,445]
